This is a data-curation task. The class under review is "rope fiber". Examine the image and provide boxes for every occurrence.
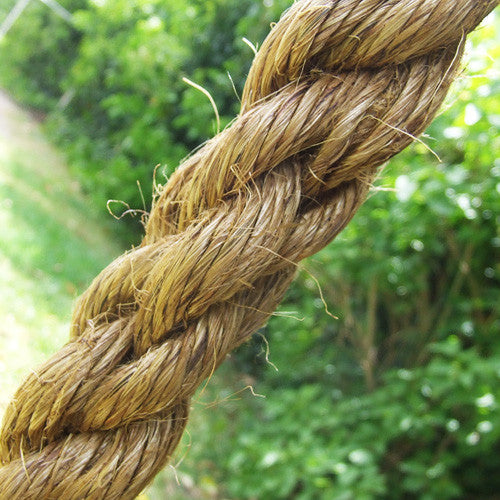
[0,0,498,498]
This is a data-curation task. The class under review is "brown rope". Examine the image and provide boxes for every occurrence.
[1,0,497,498]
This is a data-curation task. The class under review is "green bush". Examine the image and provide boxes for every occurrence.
[0,0,292,221]
[215,340,500,499]
[0,0,85,110]
[149,15,500,499]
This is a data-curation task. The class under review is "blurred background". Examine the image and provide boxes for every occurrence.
[0,1,499,499]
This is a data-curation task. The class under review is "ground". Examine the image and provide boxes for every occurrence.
[0,91,204,499]
[0,90,123,414]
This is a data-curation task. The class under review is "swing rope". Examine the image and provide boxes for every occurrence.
[0,0,497,498]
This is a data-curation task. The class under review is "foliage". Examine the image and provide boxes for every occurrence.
[149,13,500,500]
[0,0,291,225]
[169,339,499,500]
[0,0,86,110]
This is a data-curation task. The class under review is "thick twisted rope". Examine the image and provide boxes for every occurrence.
[1,0,497,498]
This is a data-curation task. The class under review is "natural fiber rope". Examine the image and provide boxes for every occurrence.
[1,0,498,498]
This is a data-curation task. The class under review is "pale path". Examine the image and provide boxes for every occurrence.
[0,89,36,139]
[0,90,122,414]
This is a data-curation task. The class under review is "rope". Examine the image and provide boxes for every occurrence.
[0,0,497,498]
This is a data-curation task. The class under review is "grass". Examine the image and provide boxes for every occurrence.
[0,89,219,500]
[0,90,124,414]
